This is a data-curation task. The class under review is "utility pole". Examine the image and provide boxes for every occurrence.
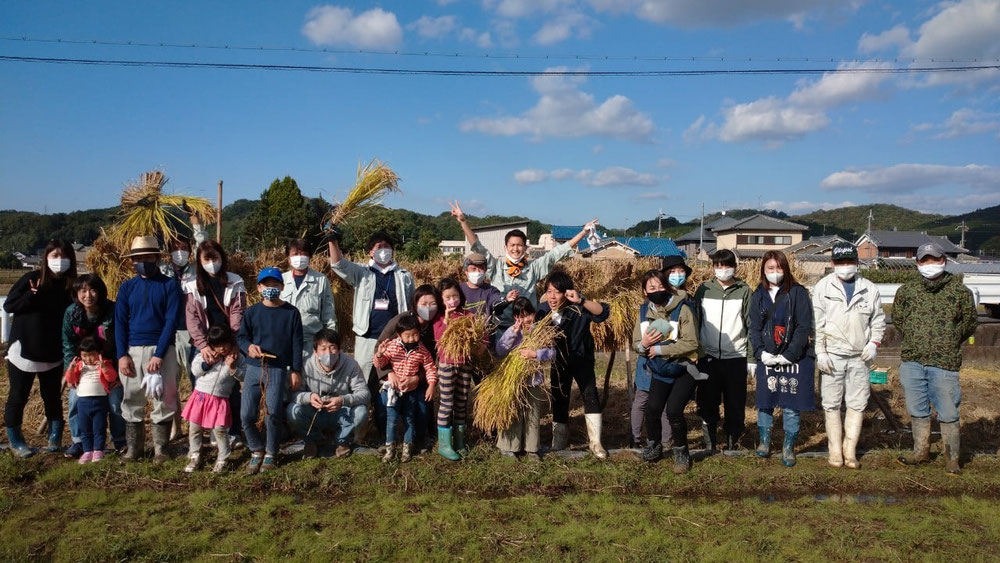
[216,180,223,242]
[867,208,874,235]
[956,220,968,248]
[698,203,705,260]
[657,208,664,238]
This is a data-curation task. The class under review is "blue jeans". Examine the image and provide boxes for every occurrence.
[241,364,287,455]
[383,384,427,444]
[286,402,368,445]
[77,395,110,453]
[68,385,125,446]
[899,362,961,423]
[758,408,800,435]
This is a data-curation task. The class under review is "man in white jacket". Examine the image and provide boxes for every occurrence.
[812,242,885,469]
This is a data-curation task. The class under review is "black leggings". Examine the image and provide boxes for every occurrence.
[695,356,748,436]
[5,361,63,428]
[645,373,695,449]
[551,361,601,424]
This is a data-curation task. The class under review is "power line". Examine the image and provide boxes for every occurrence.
[2,54,998,77]
[3,35,999,65]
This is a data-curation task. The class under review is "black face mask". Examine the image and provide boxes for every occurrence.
[647,290,670,306]
[401,341,420,352]
[134,261,159,277]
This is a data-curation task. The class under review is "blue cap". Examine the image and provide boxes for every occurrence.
[257,267,283,284]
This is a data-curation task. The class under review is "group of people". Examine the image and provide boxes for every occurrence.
[2,203,978,476]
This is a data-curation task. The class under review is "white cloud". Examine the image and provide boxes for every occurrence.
[821,163,1000,193]
[636,191,669,200]
[908,108,1000,139]
[407,15,457,39]
[459,27,493,47]
[591,145,604,154]
[514,166,660,187]
[302,6,403,48]
[513,169,549,184]
[460,67,656,142]
[587,0,862,28]
[533,12,596,44]
[690,62,892,145]
[485,0,575,18]
[858,24,912,53]
[762,200,857,213]
[889,191,1000,214]
[437,0,460,5]
[655,157,678,168]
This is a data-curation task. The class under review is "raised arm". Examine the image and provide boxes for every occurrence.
[566,219,600,248]
[450,201,479,246]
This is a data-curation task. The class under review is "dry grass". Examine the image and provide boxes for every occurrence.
[324,159,400,228]
[437,314,493,365]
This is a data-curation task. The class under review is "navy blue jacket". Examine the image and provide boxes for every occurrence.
[238,302,304,373]
[749,283,814,363]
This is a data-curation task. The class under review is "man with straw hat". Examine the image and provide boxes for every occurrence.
[115,235,183,463]
[812,242,884,469]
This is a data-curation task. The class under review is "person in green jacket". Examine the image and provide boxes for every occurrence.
[894,243,978,475]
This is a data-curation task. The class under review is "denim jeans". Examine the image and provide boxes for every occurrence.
[758,408,800,435]
[383,383,427,444]
[898,361,961,423]
[241,364,287,455]
[286,402,369,446]
[69,384,126,446]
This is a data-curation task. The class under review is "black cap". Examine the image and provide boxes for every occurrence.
[831,242,858,261]
[660,254,692,276]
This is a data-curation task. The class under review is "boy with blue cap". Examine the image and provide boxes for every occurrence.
[238,267,303,474]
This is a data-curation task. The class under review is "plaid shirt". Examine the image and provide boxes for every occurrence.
[373,338,438,384]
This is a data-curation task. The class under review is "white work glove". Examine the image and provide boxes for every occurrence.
[141,372,164,400]
[817,353,834,374]
[861,342,879,362]
[760,352,778,366]
[775,355,794,366]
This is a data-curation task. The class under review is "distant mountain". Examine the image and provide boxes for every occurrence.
[917,204,1000,254]
[792,204,945,240]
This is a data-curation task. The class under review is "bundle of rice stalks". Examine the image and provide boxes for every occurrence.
[438,313,493,364]
[591,289,644,353]
[400,256,465,287]
[111,170,216,249]
[473,315,559,434]
[324,159,401,229]
[85,231,135,299]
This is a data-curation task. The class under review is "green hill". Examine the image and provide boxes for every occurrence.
[792,204,945,238]
[917,204,1000,255]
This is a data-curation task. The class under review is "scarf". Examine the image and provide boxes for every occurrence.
[505,255,527,278]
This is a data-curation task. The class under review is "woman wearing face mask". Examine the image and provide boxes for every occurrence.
[373,285,442,450]
[183,240,246,447]
[281,238,337,353]
[286,328,370,460]
[3,239,77,456]
[749,250,815,467]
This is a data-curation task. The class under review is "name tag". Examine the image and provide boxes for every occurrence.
[374,299,390,311]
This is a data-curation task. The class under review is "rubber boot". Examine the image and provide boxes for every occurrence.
[672,446,691,474]
[151,421,171,464]
[5,427,35,458]
[843,409,864,469]
[781,433,798,467]
[701,420,718,452]
[897,416,931,466]
[381,443,395,464]
[551,422,568,451]
[640,440,662,462]
[124,422,144,461]
[400,443,414,463]
[454,423,467,453]
[941,422,961,475]
[726,433,739,451]
[755,425,772,458]
[584,413,608,459]
[437,426,461,461]
[824,410,844,468]
[45,420,64,453]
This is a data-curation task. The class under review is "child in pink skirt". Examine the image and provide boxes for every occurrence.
[183,325,244,473]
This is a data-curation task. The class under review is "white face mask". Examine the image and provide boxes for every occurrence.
[918,263,946,279]
[714,268,735,282]
[765,272,784,286]
[317,352,339,369]
[203,260,221,275]
[171,250,190,267]
[467,271,484,285]
[47,258,71,275]
[834,265,858,281]
[374,248,393,266]
[289,255,310,271]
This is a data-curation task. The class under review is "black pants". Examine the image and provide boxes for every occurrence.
[645,373,695,449]
[551,360,601,424]
[696,356,748,437]
[5,361,63,428]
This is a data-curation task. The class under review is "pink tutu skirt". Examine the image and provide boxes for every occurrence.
[182,390,231,428]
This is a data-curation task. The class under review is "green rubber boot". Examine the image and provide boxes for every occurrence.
[437,426,461,461]
[454,423,468,453]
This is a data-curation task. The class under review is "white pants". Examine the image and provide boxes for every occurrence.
[175,330,191,379]
[821,354,870,412]
[354,336,379,384]
[120,345,180,424]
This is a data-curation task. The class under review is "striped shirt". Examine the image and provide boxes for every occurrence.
[372,339,438,384]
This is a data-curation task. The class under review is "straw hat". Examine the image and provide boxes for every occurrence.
[129,235,161,258]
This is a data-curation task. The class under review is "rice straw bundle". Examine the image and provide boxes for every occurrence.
[438,314,492,364]
[591,289,644,353]
[85,230,136,299]
[324,159,401,228]
[473,315,559,434]
[110,170,216,249]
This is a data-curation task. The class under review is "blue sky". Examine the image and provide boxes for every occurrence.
[1,0,999,228]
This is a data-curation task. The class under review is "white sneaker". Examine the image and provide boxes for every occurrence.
[184,453,201,473]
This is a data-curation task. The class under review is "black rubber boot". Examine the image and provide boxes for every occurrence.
[672,446,691,474]
[701,421,717,452]
[124,422,144,461]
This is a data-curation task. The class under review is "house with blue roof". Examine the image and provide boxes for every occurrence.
[548,226,685,260]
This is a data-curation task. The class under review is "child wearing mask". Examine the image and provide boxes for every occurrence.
[373,314,437,463]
